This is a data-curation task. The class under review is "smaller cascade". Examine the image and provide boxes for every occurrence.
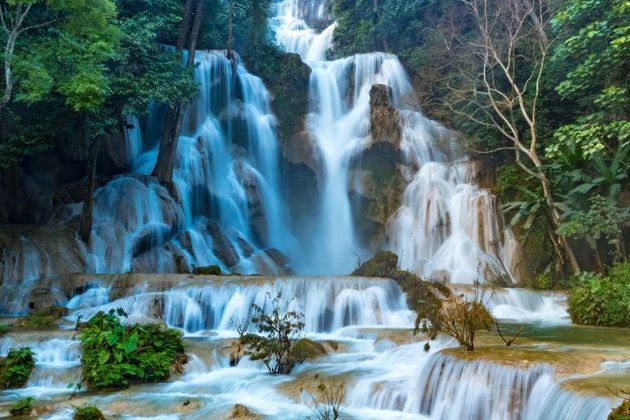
[70,276,414,334]
[448,285,570,323]
[411,353,610,420]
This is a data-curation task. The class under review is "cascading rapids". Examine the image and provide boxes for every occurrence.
[271,0,519,282]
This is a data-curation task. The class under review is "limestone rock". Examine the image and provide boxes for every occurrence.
[369,84,401,147]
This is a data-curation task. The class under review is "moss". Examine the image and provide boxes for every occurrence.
[243,47,311,149]
[73,405,105,420]
[0,347,35,389]
[0,324,9,337]
[609,399,630,420]
[290,338,327,361]
[192,265,223,275]
[10,397,34,416]
[16,306,67,329]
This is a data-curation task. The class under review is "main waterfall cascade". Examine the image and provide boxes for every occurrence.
[271,0,520,282]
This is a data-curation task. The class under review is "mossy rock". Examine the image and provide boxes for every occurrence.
[290,338,327,361]
[16,306,68,329]
[193,265,223,275]
[609,399,630,420]
[352,251,450,313]
[74,406,105,420]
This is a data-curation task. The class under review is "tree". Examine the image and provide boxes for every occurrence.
[151,0,204,186]
[235,293,305,374]
[437,0,581,274]
[418,284,494,351]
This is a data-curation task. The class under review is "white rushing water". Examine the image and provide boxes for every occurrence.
[1,276,614,419]
[271,0,519,281]
[30,51,293,280]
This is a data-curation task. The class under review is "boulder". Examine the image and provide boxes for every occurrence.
[290,338,327,361]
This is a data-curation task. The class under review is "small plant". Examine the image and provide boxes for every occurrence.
[235,293,305,374]
[10,397,34,416]
[418,283,494,351]
[17,306,67,329]
[73,405,105,420]
[0,347,36,389]
[0,324,10,337]
[67,382,82,399]
[80,308,187,389]
[607,387,630,420]
[304,377,345,420]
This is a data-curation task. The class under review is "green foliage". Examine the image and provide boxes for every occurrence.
[80,308,186,389]
[609,398,630,420]
[236,293,305,374]
[568,262,630,327]
[10,397,34,417]
[17,306,67,329]
[0,324,9,337]
[548,0,629,159]
[73,405,105,420]
[0,347,36,389]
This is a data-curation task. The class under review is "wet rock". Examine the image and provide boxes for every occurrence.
[290,338,327,361]
[369,84,401,147]
[193,265,223,275]
[207,221,239,268]
[225,404,260,420]
[428,270,450,284]
[352,251,449,312]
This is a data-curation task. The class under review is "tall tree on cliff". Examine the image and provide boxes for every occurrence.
[438,0,581,274]
[151,0,205,186]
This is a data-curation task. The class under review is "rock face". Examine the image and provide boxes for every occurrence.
[368,84,401,148]
[0,130,128,225]
[347,84,405,249]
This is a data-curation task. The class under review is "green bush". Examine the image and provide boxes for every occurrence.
[0,324,9,337]
[16,306,67,328]
[0,347,36,389]
[73,405,105,420]
[236,294,306,375]
[10,397,34,416]
[568,262,630,327]
[80,309,187,389]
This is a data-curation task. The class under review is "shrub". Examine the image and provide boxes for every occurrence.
[236,293,305,374]
[80,309,187,389]
[419,285,495,351]
[0,324,9,337]
[16,306,67,329]
[568,262,630,327]
[304,377,346,420]
[0,347,36,389]
[73,405,105,420]
[10,397,34,416]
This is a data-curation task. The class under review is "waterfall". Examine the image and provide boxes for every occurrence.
[271,0,518,281]
[70,276,414,334]
[65,51,292,276]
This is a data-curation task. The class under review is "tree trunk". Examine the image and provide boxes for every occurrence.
[538,170,581,274]
[79,135,100,243]
[151,0,195,185]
